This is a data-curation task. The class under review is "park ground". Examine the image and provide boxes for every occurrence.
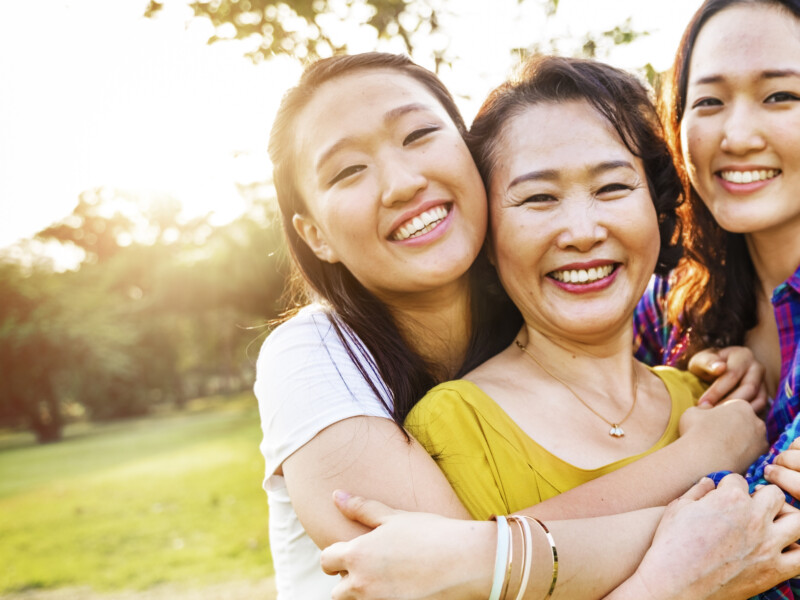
[0,394,276,599]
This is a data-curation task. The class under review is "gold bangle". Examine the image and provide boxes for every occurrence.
[522,516,558,600]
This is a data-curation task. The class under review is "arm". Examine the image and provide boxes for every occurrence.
[256,311,468,552]
[283,415,468,548]
[527,400,767,520]
[321,476,800,600]
[322,491,665,600]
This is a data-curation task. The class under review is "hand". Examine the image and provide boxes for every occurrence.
[321,491,492,600]
[766,438,800,501]
[688,346,768,411]
[616,474,800,600]
[678,399,767,473]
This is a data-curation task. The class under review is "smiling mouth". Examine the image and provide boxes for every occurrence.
[718,169,780,184]
[548,264,617,284]
[391,205,450,241]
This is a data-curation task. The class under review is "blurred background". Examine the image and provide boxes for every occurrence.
[0,0,703,598]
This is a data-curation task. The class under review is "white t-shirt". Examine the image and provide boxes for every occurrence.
[255,306,393,599]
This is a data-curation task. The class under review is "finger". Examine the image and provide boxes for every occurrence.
[765,464,800,502]
[716,472,749,492]
[774,450,800,470]
[679,477,716,501]
[750,482,787,517]
[688,349,726,383]
[321,541,349,575]
[698,371,742,406]
[751,384,769,414]
[332,490,398,529]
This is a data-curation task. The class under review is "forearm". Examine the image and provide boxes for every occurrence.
[525,429,755,521]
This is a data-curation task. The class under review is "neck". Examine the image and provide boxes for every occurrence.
[381,275,473,380]
[519,322,636,392]
[747,229,800,297]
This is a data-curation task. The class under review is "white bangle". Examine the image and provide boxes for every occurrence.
[489,515,510,600]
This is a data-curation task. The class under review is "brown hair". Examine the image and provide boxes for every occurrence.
[469,55,683,276]
[269,52,512,426]
[662,0,800,350]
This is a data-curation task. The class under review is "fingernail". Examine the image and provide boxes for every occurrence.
[710,361,725,372]
[764,465,774,478]
[333,490,351,503]
[698,399,710,407]
[754,483,765,490]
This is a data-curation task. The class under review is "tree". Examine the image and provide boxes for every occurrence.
[145,0,449,62]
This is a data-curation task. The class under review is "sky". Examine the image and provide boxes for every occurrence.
[0,0,705,261]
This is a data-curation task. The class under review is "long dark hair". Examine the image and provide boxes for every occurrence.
[269,52,512,426]
[662,0,800,349]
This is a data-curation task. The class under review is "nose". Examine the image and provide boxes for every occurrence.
[379,154,428,207]
[720,101,766,155]
[555,201,608,252]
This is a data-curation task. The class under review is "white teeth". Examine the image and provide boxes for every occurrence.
[719,169,779,184]
[550,264,615,284]
[392,206,449,241]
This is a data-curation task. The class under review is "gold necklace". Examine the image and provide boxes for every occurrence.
[514,339,638,438]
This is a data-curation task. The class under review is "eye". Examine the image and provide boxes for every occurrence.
[403,126,440,146]
[520,194,557,205]
[765,91,800,103]
[597,183,633,196]
[691,97,723,109]
[328,165,366,186]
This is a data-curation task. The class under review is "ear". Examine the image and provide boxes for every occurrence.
[292,213,340,264]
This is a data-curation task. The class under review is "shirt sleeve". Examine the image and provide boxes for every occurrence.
[406,386,511,520]
[255,308,393,480]
[634,274,689,367]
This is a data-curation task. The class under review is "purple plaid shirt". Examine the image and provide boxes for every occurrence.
[634,267,800,600]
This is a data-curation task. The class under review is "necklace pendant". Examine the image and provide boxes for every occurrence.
[609,424,625,438]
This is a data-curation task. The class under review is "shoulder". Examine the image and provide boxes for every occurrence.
[649,365,707,405]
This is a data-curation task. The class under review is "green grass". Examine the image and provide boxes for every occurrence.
[0,393,273,593]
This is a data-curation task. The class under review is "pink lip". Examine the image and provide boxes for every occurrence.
[554,259,615,271]
[390,203,454,247]
[714,167,780,195]
[547,262,620,294]
[388,200,452,237]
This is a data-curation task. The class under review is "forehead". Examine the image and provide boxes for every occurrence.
[690,4,800,75]
[492,100,635,182]
[294,69,449,164]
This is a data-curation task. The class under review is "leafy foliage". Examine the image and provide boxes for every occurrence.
[1,187,288,442]
[145,0,446,62]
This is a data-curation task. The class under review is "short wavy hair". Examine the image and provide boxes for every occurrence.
[468,55,684,276]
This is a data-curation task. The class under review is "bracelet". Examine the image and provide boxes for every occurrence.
[523,516,558,600]
[489,515,510,600]
[512,516,533,600]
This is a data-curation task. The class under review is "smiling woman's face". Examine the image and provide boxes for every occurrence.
[488,100,660,344]
[680,3,800,240]
[291,68,487,303]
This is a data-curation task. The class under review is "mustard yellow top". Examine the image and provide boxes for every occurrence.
[405,366,705,520]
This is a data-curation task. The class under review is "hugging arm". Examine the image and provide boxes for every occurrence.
[322,476,800,600]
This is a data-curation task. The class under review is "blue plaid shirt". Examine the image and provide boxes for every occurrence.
[634,266,800,600]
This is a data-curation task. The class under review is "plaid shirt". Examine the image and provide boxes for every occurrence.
[634,268,800,600]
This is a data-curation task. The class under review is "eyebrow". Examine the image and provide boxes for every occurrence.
[314,103,433,173]
[507,160,635,190]
[692,69,800,86]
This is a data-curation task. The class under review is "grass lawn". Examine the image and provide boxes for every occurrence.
[0,393,273,594]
